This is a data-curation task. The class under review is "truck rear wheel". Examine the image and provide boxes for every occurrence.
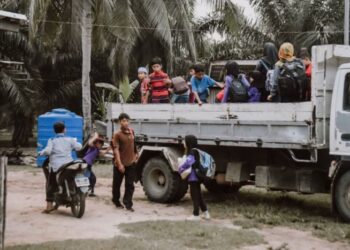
[170,174,188,202]
[203,179,241,194]
[142,157,184,203]
[335,170,350,222]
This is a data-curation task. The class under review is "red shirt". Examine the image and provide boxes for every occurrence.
[305,64,312,78]
[149,71,169,103]
[140,78,150,104]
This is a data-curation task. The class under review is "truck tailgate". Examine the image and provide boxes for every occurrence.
[107,102,314,149]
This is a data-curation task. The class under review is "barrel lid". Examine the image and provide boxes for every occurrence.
[39,108,82,118]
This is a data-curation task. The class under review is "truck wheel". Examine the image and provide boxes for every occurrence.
[142,157,181,203]
[169,173,188,202]
[335,170,350,222]
[203,179,241,194]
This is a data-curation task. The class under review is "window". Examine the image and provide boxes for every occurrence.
[344,73,350,111]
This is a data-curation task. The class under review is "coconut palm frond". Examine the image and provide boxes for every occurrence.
[0,71,33,116]
[165,0,197,60]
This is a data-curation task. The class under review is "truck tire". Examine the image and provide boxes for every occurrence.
[203,179,241,194]
[335,170,350,222]
[170,173,188,202]
[142,157,181,203]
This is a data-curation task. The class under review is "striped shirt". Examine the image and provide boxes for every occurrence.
[149,71,170,103]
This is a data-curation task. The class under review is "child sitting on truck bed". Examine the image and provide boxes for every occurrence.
[191,64,224,105]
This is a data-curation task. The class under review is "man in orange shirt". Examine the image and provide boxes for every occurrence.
[112,113,138,212]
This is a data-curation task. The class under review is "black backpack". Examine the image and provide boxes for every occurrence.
[278,60,307,102]
[227,79,248,103]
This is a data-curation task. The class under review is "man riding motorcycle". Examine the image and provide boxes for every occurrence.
[39,122,82,213]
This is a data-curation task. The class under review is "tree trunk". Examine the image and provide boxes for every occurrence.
[81,1,92,139]
[12,114,33,147]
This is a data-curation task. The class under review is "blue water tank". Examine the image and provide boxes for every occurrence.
[37,108,83,167]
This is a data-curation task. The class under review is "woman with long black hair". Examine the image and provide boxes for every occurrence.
[178,135,210,221]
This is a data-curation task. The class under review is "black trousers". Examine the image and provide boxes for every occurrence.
[46,170,58,202]
[112,164,136,209]
[189,182,207,216]
[87,165,96,192]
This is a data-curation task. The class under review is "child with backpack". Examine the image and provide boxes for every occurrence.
[222,61,260,103]
[267,43,307,103]
[178,135,210,221]
[256,42,279,102]
[170,76,190,103]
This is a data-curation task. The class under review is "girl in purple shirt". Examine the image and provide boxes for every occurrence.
[222,61,261,103]
[83,133,110,197]
[178,135,210,221]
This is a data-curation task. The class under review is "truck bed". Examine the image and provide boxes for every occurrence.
[107,102,315,149]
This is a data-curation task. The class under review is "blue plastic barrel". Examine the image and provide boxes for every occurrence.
[36,108,83,167]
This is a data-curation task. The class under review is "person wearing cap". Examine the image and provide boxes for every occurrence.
[83,132,111,197]
[138,67,151,104]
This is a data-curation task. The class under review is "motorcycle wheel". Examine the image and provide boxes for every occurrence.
[71,189,86,218]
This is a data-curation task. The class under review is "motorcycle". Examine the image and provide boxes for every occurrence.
[43,159,90,218]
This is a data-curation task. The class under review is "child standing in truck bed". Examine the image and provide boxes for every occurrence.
[149,57,172,103]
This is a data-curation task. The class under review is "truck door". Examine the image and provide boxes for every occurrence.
[331,70,350,156]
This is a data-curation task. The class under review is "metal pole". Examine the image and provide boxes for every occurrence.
[345,0,349,45]
[0,156,8,250]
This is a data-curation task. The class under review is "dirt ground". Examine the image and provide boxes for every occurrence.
[4,164,350,250]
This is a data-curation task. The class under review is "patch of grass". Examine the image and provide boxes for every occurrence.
[234,218,260,229]
[7,220,264,250]
[205,187,350,243]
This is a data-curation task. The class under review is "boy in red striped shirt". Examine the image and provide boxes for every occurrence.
[149,57,171,103]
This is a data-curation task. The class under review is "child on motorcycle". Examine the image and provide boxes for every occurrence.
[39,122,82,213]
[83,132,111,197]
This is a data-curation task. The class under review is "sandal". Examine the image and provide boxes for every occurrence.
[42,207,56,214]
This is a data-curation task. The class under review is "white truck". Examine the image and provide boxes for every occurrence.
[105,45,350,221]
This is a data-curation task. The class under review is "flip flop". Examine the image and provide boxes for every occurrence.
[42,207,56,214]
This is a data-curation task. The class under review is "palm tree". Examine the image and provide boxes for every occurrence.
[81,1,92,138]
[248,0,343,48]
[1,0,238,144]
[196,0,344,60]
[0,0,195,143]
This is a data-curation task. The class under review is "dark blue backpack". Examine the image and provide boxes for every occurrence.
[193,149,216,179]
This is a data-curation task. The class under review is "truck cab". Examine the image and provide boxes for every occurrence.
[329,63,350,221]
[330,64,350,157]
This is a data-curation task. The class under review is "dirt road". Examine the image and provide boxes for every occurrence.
[5,165,350,250]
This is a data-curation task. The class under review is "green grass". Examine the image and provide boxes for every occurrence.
[204,187,350,243]
[7,221,264,250]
